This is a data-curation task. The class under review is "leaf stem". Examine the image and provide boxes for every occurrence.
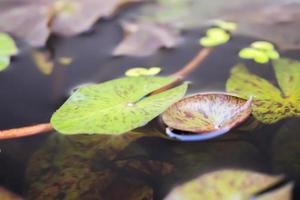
[172,47,213,79]
[0,123,53,140]
[150,47,213,95]
[0,48,212,140]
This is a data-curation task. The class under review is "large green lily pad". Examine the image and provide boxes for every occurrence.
[226,58,300,124]
[51,76,187,135]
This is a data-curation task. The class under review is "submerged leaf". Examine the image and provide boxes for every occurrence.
[164,169,288,200]
[226,58,300,124]
[113,21,181,57]
[125,67,161,77]
[161,92,252,141]
[51,76,188,135]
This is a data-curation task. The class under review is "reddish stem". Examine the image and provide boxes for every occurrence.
[150,47,213,95]
[0,48,213,140]
[0,123,53,140]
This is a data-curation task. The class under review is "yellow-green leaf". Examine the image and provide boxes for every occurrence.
[51,76,188,135]
[0,32,17,56]
[226,58,300,124]
[164,169,287,200]
[125,67,161,77]
[200,28,230,47]
[0,56,10,72]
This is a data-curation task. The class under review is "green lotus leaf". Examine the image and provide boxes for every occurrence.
[125,67,161,77]
[51,76,188,135]
[254,52,269,64]
[199,28,230,47]
[165,169,289,200]
[0,32,18,56]
[251,41,274,51]
[266,49,280,60]
[226,58,300,124]
[239,41,279,64]
[214,20,237,32]
[0,56,10,72]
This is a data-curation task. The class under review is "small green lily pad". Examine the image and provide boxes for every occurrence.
[0,56,10,72]
[226,58,300,124]
[0,32,18,56]
[214,20,237,32]
[239,41,279,64]
[125,67,161,77]
[251,41,274,51]
[51,76,188,135]
[161,92,252,141]
[199,28,230,47]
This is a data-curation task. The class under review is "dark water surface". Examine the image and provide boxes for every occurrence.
[0,11,300,200]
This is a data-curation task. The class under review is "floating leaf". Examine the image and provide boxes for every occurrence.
[57,56,73,66]
[32,51,54,75]
[51,76,188,135]
[199,28,230,47]
[0,33,18,56]
[214,19,237,32]
[239,41,279,64]
[251,41,274,51]
[125,67,161,77]
[161,92,252,141]
[0,56,10,72]
[0,0,145,47]
[226,58,300,124]
[113,21,181,57]
[164,169,290,200]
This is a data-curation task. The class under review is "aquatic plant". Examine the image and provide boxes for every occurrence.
[0,33,17,72]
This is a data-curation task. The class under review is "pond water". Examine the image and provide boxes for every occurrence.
[0,7,300,200]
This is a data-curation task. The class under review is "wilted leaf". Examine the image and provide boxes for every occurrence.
[127,0,300,54]
[125,67,161,77]
[226,58,300,124]
[51,0,145,36]
[224,2,300,49]
[51,76,188,134]
[0,0,145,46]
[113,21,181,57]
[164,169,288,200]
[161,92,252,141]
